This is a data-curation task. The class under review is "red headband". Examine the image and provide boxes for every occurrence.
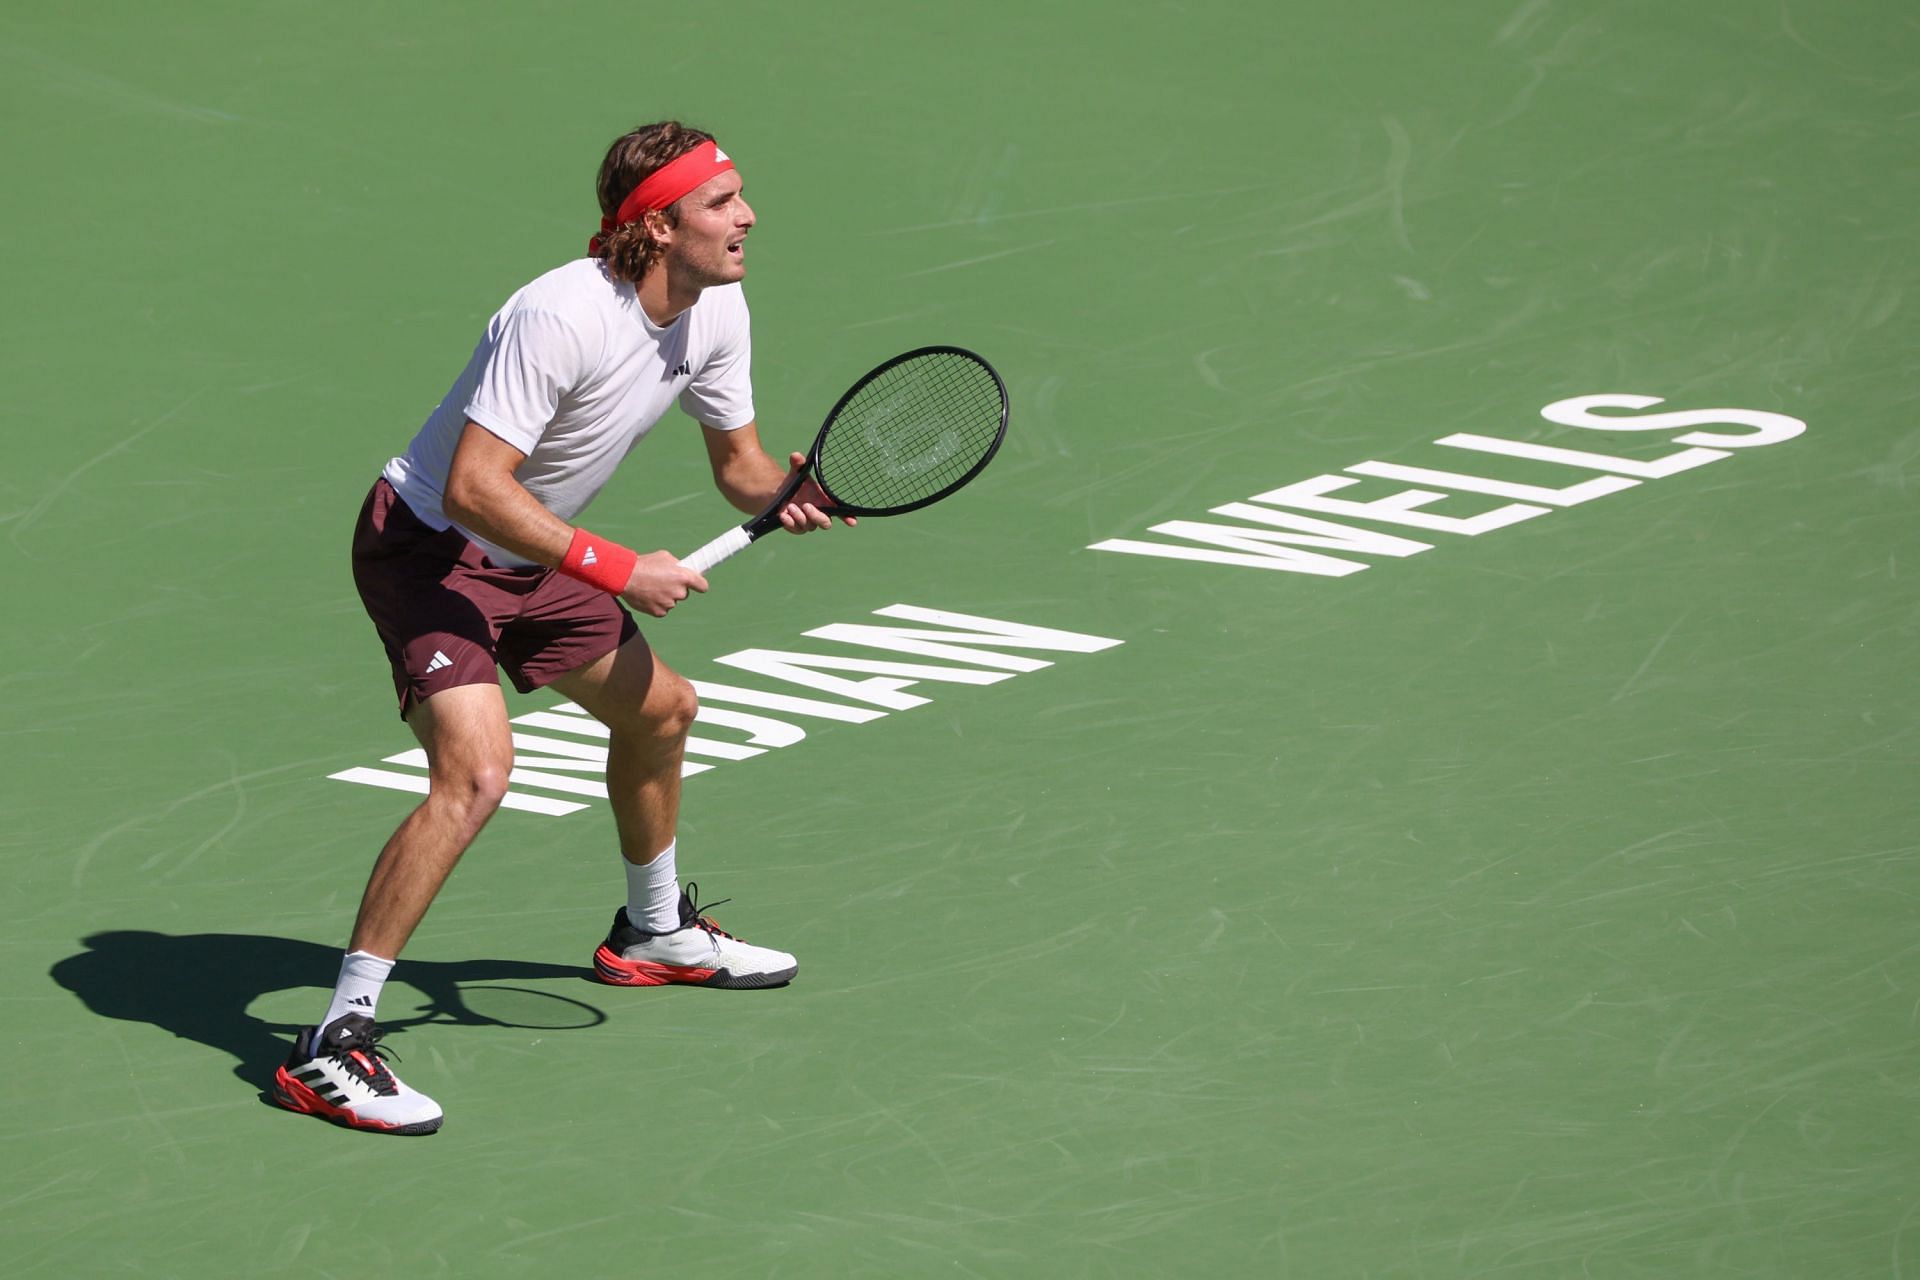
[588,140,737,255]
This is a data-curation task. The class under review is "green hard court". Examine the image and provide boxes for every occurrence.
[4,1,1916,1275]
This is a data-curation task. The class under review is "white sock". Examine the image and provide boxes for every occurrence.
[321,950,394,1030]
[625,842,681,933]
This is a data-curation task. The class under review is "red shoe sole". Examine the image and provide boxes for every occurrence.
[271,1068,441,1136]
[592,944,720,987]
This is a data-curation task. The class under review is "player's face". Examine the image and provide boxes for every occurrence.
[662,171,755,287]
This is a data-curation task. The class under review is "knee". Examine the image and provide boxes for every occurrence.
[468,759,513,812]
[611,670,698,744]
[650,671,699,742]
[435,755,512,823]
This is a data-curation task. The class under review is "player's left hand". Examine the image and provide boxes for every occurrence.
[778,451,857,534]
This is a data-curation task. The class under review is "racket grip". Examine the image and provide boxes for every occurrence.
[681,525,753,575]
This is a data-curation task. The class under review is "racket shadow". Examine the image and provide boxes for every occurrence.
[48,931,605,1094]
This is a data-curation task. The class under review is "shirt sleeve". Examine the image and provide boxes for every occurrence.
[463,306,595,453]
[680,289,756,430]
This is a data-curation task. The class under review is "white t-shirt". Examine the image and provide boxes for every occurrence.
[384,257,754,567]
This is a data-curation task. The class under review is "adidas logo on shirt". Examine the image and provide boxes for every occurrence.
[671,361,691,377]
[425,650,452,674]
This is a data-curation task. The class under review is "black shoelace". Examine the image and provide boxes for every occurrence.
[682,882,737,940]
[329,1027,403,1097]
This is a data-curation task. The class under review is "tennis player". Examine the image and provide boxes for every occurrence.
[273,121,844,1135]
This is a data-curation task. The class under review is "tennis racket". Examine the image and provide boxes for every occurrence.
[680,345,1009,574]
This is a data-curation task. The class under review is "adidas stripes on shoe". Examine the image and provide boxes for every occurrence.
[272,1013,443,1136]
[592,884,798,989]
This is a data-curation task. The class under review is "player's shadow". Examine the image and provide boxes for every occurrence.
[50,931,604,1092]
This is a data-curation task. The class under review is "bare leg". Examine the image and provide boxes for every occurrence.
[558,634,798,990]
[347,683,515,957]
[280,690,495,1132]
[550,633,697,867]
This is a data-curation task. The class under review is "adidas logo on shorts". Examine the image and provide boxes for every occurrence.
[425,650,452,673]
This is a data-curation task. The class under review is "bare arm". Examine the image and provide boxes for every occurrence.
[443,421,706,616]
[700,420,854,532]
[442,422,574,565]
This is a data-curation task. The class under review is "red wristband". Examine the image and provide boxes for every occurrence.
[558,527,639,594]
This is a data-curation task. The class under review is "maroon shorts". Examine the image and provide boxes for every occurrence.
[351,478,640,718]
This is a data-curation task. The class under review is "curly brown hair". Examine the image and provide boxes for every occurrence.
[592,121,717,285]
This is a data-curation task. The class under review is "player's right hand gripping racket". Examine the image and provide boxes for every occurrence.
[680,345,1009,574]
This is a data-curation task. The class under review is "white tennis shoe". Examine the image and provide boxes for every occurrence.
[592,885,798,989]
[272,1013,443,1135]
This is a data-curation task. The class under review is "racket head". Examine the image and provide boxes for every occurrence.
[807,345,1009,517]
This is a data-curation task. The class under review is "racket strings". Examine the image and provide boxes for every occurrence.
[816,352,1006,511]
